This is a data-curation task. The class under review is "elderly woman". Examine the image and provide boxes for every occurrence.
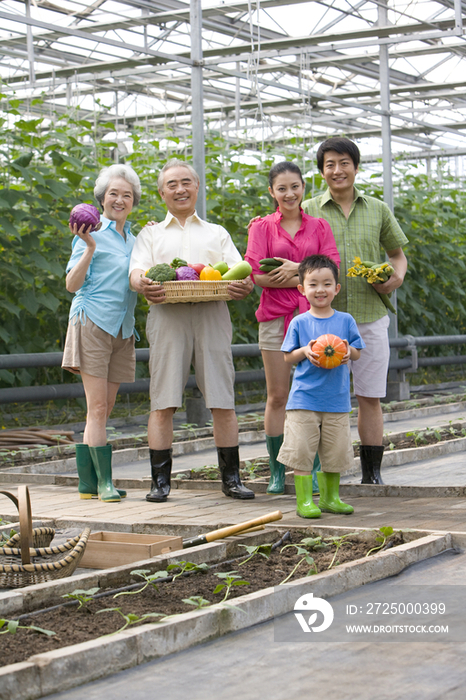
[62,164,141,503]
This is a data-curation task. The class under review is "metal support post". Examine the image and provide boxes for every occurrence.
[190,0,206,219]
[25,0,35,84]
[379,0,409,401]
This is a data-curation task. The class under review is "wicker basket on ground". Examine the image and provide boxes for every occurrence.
[0,486,90,588]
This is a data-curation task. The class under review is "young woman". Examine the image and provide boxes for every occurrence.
[62,164,141,503]
[245,161,340,495]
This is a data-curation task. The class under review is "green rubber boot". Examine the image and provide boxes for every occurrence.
[88,444,121,503]
[311,452,321,495]
[76,443,126,499]
[266,435,286,495]
[294,474,321,519]
[317,472,354,514]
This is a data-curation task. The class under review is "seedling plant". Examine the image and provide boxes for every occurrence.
[167,561,210,581]
[213,571,250,603]
[96,608,166,636]
[238,542,273,565]
[113,569,169,598]
[366,526,395,557]
[0,618,55,637]
[182,596,211,609]
[62,587,100,610]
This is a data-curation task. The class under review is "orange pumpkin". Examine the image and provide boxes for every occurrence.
[312,334,347,369]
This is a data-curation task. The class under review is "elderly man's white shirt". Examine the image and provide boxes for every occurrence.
[129,211,242,274]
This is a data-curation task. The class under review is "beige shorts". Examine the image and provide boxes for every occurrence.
[278,409,353,473]
[258,309,299,352]
[351,315,390,398]
[258,317,286,352]
[146,302,235,411]
[62,317,136,383]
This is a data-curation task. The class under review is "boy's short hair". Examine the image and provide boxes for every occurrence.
[298,255,339,285]
[316,137,360,173]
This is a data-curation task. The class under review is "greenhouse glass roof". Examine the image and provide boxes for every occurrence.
[1,0,466,162]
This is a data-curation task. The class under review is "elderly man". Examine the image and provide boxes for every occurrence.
[130,159,255,502]
[303,137,408,485]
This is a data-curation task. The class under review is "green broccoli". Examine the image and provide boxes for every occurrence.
[145,264,177,282]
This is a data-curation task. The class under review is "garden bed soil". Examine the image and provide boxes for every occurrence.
[177,427,466,481]
[0,528,408,667]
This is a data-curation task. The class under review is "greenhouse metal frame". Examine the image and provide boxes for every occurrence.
[0,0,466,211]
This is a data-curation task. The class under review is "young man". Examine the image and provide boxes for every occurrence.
[278,255,364,518]
[302,137,408,484]
[129,159,255,502]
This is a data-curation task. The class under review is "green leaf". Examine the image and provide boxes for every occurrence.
[0,217,20,239]
[38,292,60,312]
[13,152,33,168]
[7,620,19,634]
[0,300,21,317]
[19,291,40,315]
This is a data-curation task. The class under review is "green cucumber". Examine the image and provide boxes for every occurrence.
[222,260,253,280]
[259,258,283,267]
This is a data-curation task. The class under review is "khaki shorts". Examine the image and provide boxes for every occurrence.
[62,317,136,383]
[146,302,235,411]
[258,309,299,352]
[258,317,286,352]
[278,409,353,473]
[351,315,390,398]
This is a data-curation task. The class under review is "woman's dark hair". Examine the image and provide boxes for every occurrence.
[268,161,304,209]
[316,137,360,173]
[298,254,339,285]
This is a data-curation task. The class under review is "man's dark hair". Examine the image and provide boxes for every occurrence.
[298,254,339,285]
[316,137,360,173]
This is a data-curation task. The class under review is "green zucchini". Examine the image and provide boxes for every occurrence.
[222,260,253,280]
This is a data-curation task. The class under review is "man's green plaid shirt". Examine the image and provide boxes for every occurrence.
[302,187,408,324]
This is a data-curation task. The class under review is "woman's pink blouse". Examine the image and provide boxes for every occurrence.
[245,209,340,333]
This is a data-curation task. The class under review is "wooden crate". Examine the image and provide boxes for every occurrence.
[79,531,184,569]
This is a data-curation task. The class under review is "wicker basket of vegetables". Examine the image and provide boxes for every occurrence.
[145,259,252,304]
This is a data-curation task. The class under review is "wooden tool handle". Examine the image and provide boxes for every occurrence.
[204,510,282,543]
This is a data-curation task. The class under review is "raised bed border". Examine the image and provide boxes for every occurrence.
[0,526,458,700]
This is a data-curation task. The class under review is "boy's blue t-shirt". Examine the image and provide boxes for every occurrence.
[281,310,365,413]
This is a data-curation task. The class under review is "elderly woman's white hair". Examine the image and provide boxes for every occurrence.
[94,164,141,207]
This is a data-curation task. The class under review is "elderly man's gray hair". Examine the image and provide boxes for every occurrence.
[157,159,200,192]
[94,164,142,207]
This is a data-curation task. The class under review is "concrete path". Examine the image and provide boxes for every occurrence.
[46,548,466,700]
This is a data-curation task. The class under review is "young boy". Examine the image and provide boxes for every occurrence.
[277,254,365,518]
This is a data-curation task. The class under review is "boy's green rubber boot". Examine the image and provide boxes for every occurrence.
[266,434,286,494]
[76,443,126,499]
[311,452,321,495]
[88,444,121,503]
[294,474,321,519]
[317,472,354,514]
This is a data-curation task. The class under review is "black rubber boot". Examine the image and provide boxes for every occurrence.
[360,445,385,485]
[146,448,172,502]
[217,446,255,499]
